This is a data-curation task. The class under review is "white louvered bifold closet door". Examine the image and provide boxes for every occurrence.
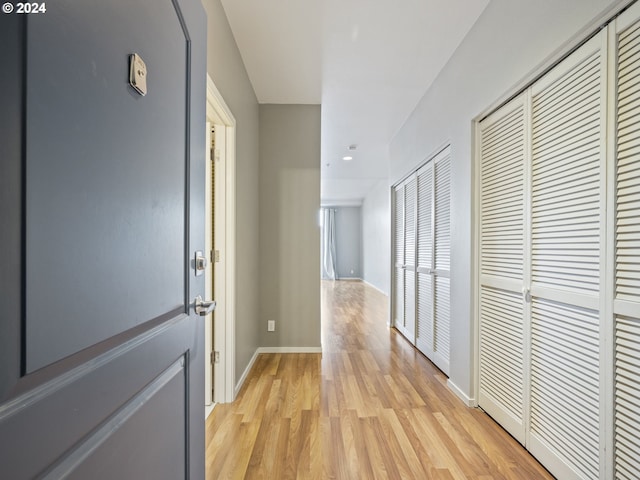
[415,147,451,375]
[614,5,640,479]
[394,185,405,330]
[403,178,417,344]
[527,33,606,480]
[478,94,527,444]
[416,162,434,357]
[433,149,451,374]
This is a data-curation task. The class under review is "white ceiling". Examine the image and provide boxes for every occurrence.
[220,0,490,204]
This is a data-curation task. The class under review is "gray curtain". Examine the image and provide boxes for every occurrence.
[321,208,337,280]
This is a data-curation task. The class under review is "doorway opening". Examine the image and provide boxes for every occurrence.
[205,75,237,416]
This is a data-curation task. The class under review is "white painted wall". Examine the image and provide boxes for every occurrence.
[389,0,622,401]
[362,180,390,295]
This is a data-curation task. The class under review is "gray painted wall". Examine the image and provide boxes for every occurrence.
[362,181,390,295]
[334,207,362,279]
[201,0,260,383]
[259,105,321,348]
[389,0,622,400]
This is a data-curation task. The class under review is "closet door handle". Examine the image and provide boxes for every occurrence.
[522,288,531,303]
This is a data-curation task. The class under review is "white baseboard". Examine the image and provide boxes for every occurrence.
[337,277,361,281]
[257,346,323,354]
[362,279,389,296]
[234,348,260,398]
[205,403,216,420]
[447,379,477,407]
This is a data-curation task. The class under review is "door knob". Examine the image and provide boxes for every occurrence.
[193,295,216,316]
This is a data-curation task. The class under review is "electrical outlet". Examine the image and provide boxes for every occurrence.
[267,320,275,332]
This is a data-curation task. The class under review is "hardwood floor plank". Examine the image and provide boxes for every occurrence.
[205,280,553,479]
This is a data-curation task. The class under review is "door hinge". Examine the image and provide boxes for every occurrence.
[212,250,220,263]
[213,351,220,364]
[214,148,221,162]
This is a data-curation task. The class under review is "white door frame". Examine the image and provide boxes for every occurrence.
[206,74,236,404]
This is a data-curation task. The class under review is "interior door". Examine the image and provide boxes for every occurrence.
[403,177,417,344]
[478,94,528,445]
[0,0,207,478]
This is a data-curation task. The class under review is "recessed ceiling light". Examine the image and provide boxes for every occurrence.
[342,156,353,161]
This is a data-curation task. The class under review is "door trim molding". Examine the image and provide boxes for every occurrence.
[206,75,236,403]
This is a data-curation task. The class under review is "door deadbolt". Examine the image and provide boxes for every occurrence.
[194,251,207,276]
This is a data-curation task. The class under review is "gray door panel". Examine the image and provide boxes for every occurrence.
[25,0,188,373]
[0,0,206,477]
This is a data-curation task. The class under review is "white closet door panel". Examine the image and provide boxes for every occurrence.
[403,269,416,343]
[615,10,640,480]
[616,16,640,304]
[531,37,603,298]
[416,272,433,356]
[417,164,433,269]
[615,315,640,480]
[479,96,526,444]
[402,178,417,343]
[394,267,404,327]
[528,33,604,480]
[394,186,404,268]
[404,178,417,269]
[479,286,525,443]
[433,276,450,374]
[434,152,451,273]
[393,185,405,329]
[529,298,600,480]
[416,162,434,358]
[480,99,526,283]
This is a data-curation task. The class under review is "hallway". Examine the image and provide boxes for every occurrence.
[205,280,552,479]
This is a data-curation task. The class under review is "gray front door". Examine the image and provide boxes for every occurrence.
[0,0,207,477]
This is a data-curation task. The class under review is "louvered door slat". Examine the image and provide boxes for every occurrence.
[481,101,525,282]
[616,316,640,480]
[531,48,602,296]
[393,186,405,328]
[478,96,526,444]
[405,179,416,268]
[528,34,604,480]
[432,151,451,373]
[394,186,404,267]
[435,154,450,273]
[395,267,404,329]
[416,274,433,356]
[615,11,640,480]
[616,17,640,304]
[416,164,433,357]
[433,276,450,371]
[417,165,433,269]
[530,298,600,480]
[402,178,417,343]
[479,286,525,441]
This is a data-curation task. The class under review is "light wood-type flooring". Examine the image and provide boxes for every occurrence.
[205,280,553,479]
